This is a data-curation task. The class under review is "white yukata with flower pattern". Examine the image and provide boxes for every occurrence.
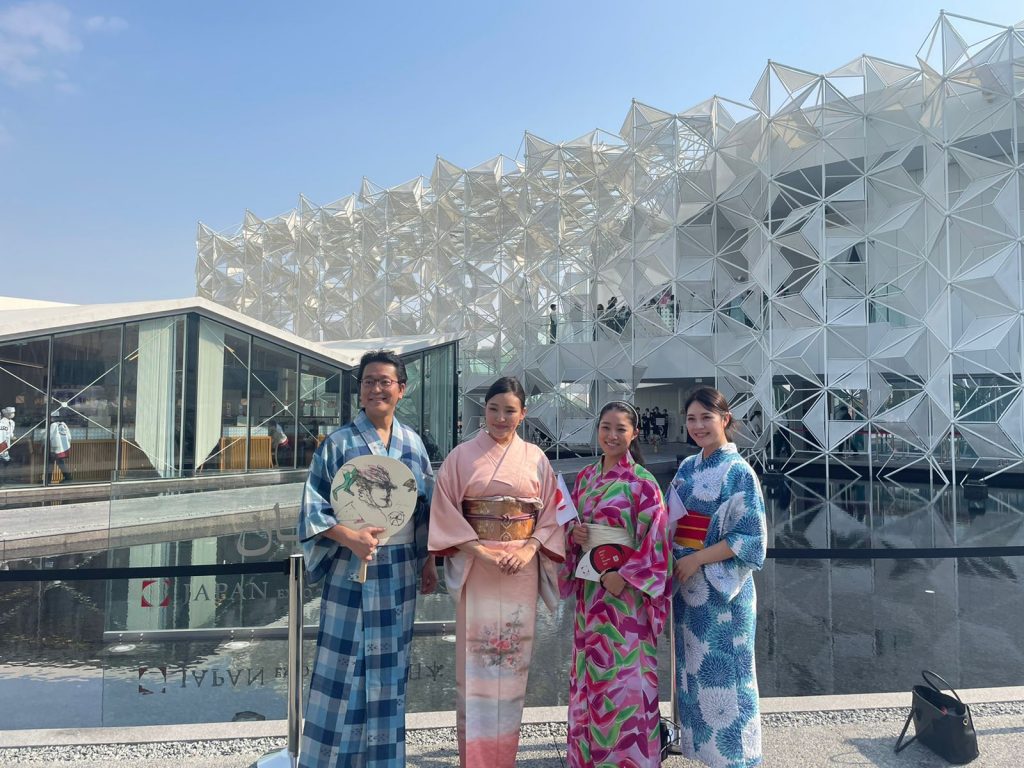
[669,443,767,768]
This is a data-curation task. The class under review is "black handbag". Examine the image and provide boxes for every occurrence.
[894,670,979,764]
[659,716,680,761]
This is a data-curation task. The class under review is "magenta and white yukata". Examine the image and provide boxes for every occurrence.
[560,454,671,768]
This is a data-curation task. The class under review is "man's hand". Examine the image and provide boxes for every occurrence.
[345,526,385,561]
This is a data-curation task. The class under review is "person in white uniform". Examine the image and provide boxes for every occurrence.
[0,406,15,482]
[48,409,73,483]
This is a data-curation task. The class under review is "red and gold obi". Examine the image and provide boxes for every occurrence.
[462,497,538,542]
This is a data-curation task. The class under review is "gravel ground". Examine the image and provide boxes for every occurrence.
[1,703,1022,767]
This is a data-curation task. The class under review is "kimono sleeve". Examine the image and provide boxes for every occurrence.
[557,467,590,598]
[704,463,767,601]
[427,446,479,556]
[408,430,435,568]
[616,474,671,634]
[532,450,566,563]
[298,436,344,583]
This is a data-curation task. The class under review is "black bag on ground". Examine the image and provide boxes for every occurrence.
[894,670,979,764]
[659,716,681,761]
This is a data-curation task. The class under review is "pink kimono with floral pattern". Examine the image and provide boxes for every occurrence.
[559,454,671,768]
[429,431,565,767]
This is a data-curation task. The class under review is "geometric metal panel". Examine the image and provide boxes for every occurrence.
[196,11,1024,482]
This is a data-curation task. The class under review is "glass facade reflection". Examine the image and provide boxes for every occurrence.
[0,307,458,488]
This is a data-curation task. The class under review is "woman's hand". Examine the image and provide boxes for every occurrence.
[459,541,505,568]
[498,540,538,575]
[571,524,589,549]
[600,570,626,596]
[420,558,439,595]
[674,553,702,583]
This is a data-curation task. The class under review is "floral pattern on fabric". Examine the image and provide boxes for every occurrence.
[559,454,671,768]
[474,607,524,670]
[670,443,766,768]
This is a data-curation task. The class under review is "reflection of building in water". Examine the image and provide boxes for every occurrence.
[198,12,1024,482]
[0,297,458,490]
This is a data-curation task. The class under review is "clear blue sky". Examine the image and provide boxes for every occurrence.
[1,0,1021,304]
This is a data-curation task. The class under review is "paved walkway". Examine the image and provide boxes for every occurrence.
[1,688,1021,767]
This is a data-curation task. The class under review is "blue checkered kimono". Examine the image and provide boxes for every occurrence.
[298,410,434,768]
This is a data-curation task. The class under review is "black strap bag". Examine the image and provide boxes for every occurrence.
[659,716,681,761]
[894,670,979,764]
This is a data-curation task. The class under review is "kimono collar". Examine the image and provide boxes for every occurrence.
[597,451,636,480]
[353,409,401,458]
[476,429,522,453]
[696,442,738,466]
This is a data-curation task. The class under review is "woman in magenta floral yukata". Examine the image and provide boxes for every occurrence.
[560,400,672,768]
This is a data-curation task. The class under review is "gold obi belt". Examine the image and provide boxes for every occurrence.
[462,497,538,542]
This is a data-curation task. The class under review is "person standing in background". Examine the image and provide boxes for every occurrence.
[48,410,73,483]
[0,406,15,482]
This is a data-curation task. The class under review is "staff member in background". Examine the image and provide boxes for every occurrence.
[48,409,73,483]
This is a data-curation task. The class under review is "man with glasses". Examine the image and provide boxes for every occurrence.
[298,350,437,768]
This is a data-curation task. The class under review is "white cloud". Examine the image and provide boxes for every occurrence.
[0,2,125,89]
[85,15,127,33]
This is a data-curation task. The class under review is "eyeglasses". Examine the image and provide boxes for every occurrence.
[360,377,399,390]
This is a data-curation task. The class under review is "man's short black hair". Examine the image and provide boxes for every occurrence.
[357,349,407,384]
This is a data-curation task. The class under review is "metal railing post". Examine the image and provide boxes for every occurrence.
[253,553,304,767]
[286,553,304,758]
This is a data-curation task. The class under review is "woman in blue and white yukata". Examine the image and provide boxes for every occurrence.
[297,349,438,768]
[669,386,767,768]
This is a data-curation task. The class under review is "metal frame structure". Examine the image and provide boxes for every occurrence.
[198,12,1024,482]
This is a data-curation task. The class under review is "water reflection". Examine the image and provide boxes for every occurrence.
[0,478,1021,728]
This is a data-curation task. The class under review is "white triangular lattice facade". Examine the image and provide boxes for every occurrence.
[197,12,1024,481]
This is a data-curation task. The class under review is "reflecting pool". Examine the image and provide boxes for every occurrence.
[0,476,1021,728]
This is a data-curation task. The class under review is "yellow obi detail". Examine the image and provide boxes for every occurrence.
[462,497,537,542]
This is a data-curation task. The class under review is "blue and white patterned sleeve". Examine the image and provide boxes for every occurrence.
[298,433,345,583]
[704,463,767,601]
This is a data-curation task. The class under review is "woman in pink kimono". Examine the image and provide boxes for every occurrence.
[429,377,565,767]
[561,400,671,768]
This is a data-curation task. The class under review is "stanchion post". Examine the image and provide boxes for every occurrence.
[287,553,304,758]
[252,554,304,768]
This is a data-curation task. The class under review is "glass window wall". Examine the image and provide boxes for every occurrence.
[119,317,186,479]
[248,339,298,470]
[422,343,454,459]
[49,327,123,484]
[0,337,50,487]
[298,357,342,469]
[395,355,423,441]
[195,319,251,474]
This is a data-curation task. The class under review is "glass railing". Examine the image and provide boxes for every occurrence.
[1,473,1023,732]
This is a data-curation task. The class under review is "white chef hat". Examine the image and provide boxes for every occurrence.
[1,406,14,416]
